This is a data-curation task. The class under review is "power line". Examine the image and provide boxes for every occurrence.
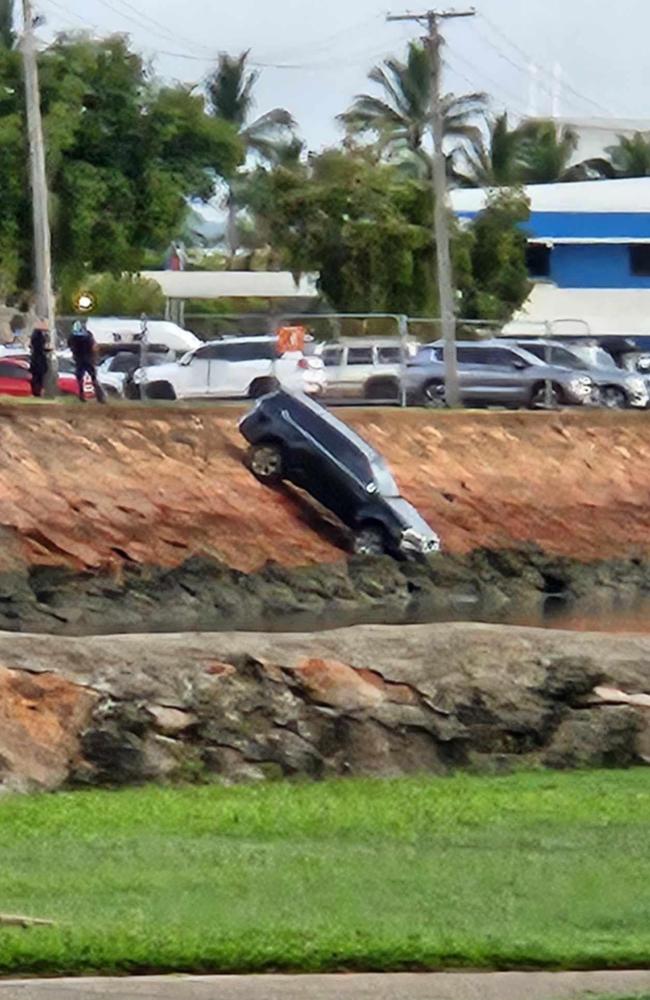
[444,44,529,117]
[475,11,614,117]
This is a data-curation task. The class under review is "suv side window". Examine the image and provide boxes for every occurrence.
[457,347,520,366]
[484,348,523,367]
[321,347,344,367]
[193,344,225,361]
[347,347,374,365]
[193,341,276,362]
[456,347,490,365]
[377,347,401,363]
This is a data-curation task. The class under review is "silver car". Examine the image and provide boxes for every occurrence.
[511,339,649,409]
[405,341,595,408]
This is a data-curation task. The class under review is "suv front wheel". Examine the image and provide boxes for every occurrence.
[248,443,285,484]
[352,523,387,557]
[421,380,447,408]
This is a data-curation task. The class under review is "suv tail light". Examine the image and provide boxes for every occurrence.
[298,357,324,370]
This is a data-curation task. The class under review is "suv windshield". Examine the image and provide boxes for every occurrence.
[561,343,618,370]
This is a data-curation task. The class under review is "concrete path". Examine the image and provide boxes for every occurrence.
[1,971,650,1000]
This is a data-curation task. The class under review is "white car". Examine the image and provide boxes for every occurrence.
[316,339,417,400]
[131,337,327,401]
[97,350,176,398]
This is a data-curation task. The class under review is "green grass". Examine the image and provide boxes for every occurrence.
[0,770,648,976]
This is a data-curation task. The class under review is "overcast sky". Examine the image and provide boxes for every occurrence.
[39,0,650,150]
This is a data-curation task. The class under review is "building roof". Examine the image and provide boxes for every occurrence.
[451,177,650,216]
[140,271,319,301]
[503,285,650,337]
[451,178,650,241]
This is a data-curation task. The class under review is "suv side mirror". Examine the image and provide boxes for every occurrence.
[512,358,528,370]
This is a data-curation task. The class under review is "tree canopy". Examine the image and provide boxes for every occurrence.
[245,149,532,320]
[0,32,242,300]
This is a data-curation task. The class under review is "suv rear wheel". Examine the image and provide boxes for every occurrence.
[249,377,279,399]
[365,377,399,402]
[248,443,284,484]
[144,380,176,401]
[352,524,387,557]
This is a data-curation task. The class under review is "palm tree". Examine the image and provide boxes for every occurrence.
[206,51,296,254]
[516,120,580,183]
[453,112,526,187]
[338,41,486,177]
[607,132,650,177]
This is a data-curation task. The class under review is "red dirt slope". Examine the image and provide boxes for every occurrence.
[0,404,649,572]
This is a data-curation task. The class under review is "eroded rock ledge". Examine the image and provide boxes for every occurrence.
[0,623,648,793]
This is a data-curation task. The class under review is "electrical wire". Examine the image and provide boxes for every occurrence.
[444,44,530,118]
[475,11,615,117]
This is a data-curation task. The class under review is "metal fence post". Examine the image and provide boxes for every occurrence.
[544,320,553,409]
[398,314,408,408]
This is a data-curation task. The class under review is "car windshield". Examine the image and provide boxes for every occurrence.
[563,344,618,370]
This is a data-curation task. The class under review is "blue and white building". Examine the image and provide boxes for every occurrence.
[451,177,650,335]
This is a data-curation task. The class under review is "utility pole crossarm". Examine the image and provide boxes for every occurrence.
[386,7,475,408]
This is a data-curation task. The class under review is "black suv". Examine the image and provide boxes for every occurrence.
[239,390,440,557]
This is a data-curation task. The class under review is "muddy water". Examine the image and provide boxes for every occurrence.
[257,594,650,635]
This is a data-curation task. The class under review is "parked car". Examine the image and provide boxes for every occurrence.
[131,337,326,401]
[97,349,175,398]
[0,356,93,398]
[511,339,648,409]
[405,341,595,408]
[239,389,441,557]
[316,339,417,401]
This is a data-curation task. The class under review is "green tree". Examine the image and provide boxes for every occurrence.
[456,189,532,321]
[0,33,243,302]
[206,51,296,254]
[246,148,532,322]
[247,149,436,315]
[338,41,486,177]
[606,132,650,177]
[0,0,14,49]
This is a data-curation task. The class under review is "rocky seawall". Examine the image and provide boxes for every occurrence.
[0,623,648,793]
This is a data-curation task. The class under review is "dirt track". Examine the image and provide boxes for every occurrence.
[1,403,650,572]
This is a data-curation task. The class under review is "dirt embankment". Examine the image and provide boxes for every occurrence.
[2,405,650,574]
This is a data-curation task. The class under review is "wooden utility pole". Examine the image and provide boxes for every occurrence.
[20,0,56,375]
[388,8,474,407]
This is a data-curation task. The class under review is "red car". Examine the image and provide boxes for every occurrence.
[0,356,94,399]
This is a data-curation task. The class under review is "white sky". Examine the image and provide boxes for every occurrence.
[38,0,650,150]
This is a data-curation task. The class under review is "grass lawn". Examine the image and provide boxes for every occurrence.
[0,770,648,976]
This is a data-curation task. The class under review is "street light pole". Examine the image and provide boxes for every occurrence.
[387,8,475,408]
[20,0,55,361]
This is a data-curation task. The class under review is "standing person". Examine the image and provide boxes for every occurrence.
[29,319,50,397]
[67,321,106,403]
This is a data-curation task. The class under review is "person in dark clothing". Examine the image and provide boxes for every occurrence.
[29,320,50,397]
[68,321,106,403]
